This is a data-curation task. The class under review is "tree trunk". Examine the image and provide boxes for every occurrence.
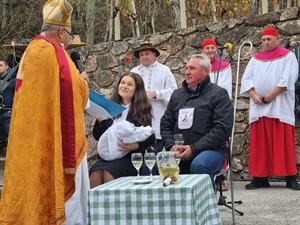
[130,0,140,37]
[211,0,217,23]
[1,0,7,30]
[284,0,293,8]
[151,16,156,34]
[261,0,269,14]
[170,0,181,29]
[252,0,259,15]
[86,0,95,45]
[150,0,156,34]
[179,0,187,28]
[108,1,114,41]
[274,0,280,11]
[114,0,120,40]
[104,1,114,42]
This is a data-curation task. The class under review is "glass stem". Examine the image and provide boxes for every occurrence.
[150,168,153,179]
[137,169,140,176]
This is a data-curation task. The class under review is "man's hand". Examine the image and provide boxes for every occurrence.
[80,71,90,83]
[177,145,193,161]
[263,87,286,103]
[248,88,263,105]
[147,91,157,99]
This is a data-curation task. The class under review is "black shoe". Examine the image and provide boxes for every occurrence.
[245,177,270,189]
[285,176,300,190]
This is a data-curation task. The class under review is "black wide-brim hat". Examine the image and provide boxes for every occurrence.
[133,43,160,58]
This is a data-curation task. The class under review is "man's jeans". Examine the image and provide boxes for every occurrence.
[190,150,224,192]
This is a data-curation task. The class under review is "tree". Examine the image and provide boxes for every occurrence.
[167,0,181,29]
[0,0,44,58]
[2,0,299,55]
[252,0,259,15]
[261,0,269,14]
[86,0,95,45]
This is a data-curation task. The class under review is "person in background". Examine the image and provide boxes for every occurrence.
[0,59,16,150]
[131,43,178,155]
[160,54,233,191]
[0,1,90,224]
[201,39,232,98]
[240,27,300,190]
[89,72,154,188]
[201,39,233,191]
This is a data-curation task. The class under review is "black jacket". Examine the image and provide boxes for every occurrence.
[160,77,233,162]
[0,67,16,112]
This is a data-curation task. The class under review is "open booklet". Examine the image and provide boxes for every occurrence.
[86,90,126,118]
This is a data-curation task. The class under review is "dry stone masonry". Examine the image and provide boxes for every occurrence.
[77,7,300,180]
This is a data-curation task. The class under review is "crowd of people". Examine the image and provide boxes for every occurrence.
[0,0,299,224]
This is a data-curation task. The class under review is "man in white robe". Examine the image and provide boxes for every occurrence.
[240,27,300,190]
[131,43,178,155]
[201,39,232,98]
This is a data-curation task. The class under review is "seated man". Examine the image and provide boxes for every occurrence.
[160,54,233,191]
[0,59,16,150]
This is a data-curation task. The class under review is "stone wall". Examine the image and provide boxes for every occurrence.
[78,7,300,180]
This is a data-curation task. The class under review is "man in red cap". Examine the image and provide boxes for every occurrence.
[240,27,300,190]
[201,39,232,99]
[201,39,232,191]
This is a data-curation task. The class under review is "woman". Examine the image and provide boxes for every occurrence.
[89,72,154,188]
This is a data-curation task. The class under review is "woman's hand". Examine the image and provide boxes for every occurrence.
[118,141,139,152]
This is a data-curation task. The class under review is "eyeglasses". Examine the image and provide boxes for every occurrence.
[63,28,74,43]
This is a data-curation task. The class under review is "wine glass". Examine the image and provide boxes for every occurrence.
[174,133,184,146]
[144,152,156,180]
[131,153,143,177]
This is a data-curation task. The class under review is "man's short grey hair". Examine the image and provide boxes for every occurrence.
[41,24,64,32]
[190,54,212,72]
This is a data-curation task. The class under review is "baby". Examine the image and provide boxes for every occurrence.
[98,120,154,161]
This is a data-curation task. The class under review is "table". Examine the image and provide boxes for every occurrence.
[88,174,221,225]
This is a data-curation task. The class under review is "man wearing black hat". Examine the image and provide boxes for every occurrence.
[131,43,177,158]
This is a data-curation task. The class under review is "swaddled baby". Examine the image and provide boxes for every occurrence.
[98,120,154,161]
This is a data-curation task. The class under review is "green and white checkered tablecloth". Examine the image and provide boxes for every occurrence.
[88,174,221,225]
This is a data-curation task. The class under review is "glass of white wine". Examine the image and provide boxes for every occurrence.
[144,152,156,180]
[174,133,184,146]
[131,153,143,177]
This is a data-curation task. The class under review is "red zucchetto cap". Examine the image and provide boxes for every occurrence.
[202,39,217,49]
[262,27,278,37]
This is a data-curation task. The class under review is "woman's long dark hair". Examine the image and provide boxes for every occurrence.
[111,72,152,126]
